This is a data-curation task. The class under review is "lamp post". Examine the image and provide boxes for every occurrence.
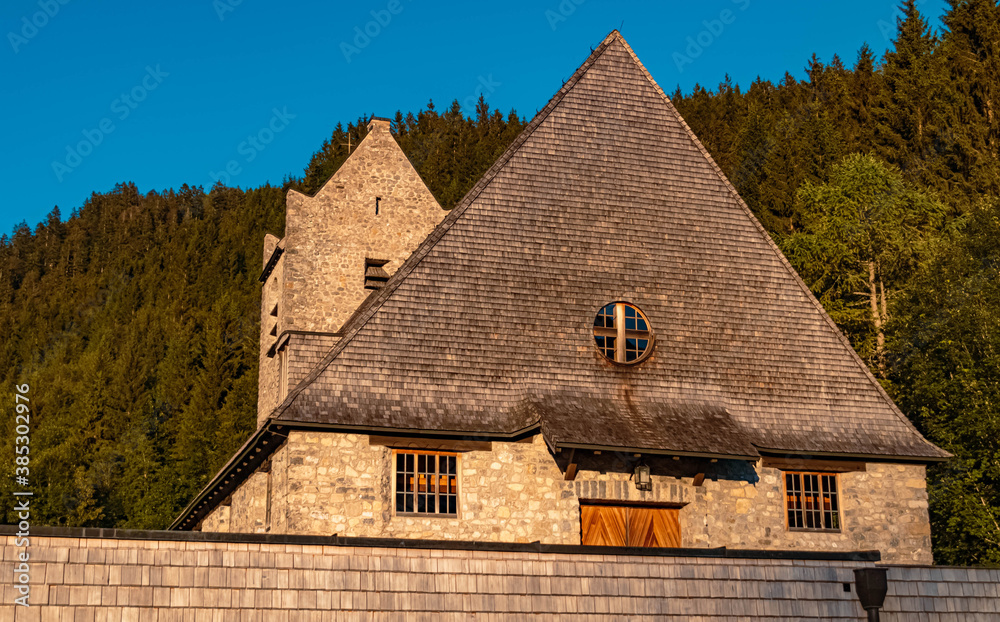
[854,567,888,622]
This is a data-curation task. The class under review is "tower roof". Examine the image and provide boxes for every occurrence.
[267,31,947,461]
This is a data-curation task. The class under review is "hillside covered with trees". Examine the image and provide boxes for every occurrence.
[2,0,998,565]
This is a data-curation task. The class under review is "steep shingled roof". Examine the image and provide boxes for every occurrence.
[268,31,947,461]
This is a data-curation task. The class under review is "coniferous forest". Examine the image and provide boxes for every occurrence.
[2,1,998,565]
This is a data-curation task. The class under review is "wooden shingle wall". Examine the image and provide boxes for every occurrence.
[286,333,340,390]
[2,532,997,621]
[883,565,1000,620]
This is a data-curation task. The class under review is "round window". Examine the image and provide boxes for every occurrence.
[593,302,653,364]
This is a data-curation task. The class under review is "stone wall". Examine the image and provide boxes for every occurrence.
[688,461,932,563]
[200,505,228,533]
[257,234,284,423]
[2,529,996,621]
[229,472,269,534]
[202,430,933,564]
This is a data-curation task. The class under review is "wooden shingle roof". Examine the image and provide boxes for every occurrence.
[269,31,947,461]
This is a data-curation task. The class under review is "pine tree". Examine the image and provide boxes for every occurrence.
[846,44,882,152]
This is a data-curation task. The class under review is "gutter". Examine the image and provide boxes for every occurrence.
[754,447,951,464]
[169,421,287,530]
[258,245,284,283]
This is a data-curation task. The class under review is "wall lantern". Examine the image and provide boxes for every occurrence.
[634,464,652,491]
[853,567,888,622]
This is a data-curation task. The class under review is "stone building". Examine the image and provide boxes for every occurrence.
[171,31,949,565]
[255,115,445,425]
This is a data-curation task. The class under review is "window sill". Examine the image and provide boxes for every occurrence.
[787,528,842,534]
[394,512,459,519]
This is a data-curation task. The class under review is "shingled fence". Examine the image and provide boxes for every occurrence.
[2,527,997,620]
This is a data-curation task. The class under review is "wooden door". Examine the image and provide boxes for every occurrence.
[581,505,627,546]
[581,505,680,548]
[627,507,681,548]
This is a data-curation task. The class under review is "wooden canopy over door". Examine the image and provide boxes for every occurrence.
[581,505,681,548]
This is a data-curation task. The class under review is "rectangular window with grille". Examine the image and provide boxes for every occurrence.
[394,451,458,516]
[785,471,840,531]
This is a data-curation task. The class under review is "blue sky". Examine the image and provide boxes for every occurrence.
[1,0,948,235]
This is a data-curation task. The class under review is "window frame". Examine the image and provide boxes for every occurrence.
[391,449,460,518]
[593,301,654,365]
[783,470,841,533]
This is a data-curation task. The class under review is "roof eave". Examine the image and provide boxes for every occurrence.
[270,419,542,440]
[552,441,759,462]
[258,244,284,283]
[169,421,288,530]
[754,446,951,464]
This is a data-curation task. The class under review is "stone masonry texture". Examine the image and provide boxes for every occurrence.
[1,531,996,621]
[201,430,934,564]
[256,118,445,424]
[257,233,284,425]
[283,118,444,334]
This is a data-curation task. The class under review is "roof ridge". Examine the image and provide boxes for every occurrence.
[268,32,623,422]
[608,34,943,455]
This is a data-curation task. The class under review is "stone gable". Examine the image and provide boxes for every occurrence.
[256,118,445,423]
[282,117,444,335]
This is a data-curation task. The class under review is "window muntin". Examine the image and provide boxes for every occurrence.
[593,302,653,364]
[785,471,840,531]
[394,451,458,516]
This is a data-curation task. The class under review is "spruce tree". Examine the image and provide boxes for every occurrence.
[940,0,1000,202]
[875,0,949,191]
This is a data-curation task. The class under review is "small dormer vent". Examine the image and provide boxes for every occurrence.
[364,258,390,290]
